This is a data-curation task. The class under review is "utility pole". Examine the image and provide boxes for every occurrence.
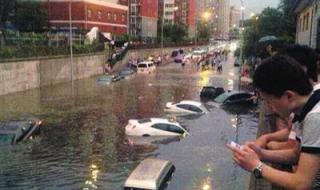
[238,0,244,92]
[69,0,74,92]
[161,0,165,59]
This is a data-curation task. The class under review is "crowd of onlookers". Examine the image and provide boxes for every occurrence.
[227,43,320,190]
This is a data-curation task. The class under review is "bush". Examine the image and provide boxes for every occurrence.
[0,47,15,59]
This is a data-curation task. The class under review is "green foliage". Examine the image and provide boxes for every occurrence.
[229,27,240,39]
[0,47,15,58]
[14,1,48,32]
[197,21,211,41]
[242,0,297,58]
[0,0,16,28]
[162,22,188,43]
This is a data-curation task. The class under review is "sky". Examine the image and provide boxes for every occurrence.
[230,0,280,14]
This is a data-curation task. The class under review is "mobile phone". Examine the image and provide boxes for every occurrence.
[228,141,242,149]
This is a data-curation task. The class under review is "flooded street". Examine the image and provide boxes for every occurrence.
[0,56,258,190]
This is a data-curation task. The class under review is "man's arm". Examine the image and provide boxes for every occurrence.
[255,127,290,148]
[261,153,320,190]
[247,141,300,165]
[228,145,320,190]
[266,139,298,150]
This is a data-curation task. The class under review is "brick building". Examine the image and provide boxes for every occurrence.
[44,0,128,37]
[174,0,196,37]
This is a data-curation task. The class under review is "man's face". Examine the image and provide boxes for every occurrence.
[259,91,292,119]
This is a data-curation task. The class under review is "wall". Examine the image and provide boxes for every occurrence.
[0,53,105,96]
[296,6,313,46]
[0,46,191,96]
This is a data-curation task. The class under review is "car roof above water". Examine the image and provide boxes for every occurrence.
[124,158,174,190]
[178,100,202,107]
[137,118,178,125]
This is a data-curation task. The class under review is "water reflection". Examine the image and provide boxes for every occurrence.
[0,62,257,189]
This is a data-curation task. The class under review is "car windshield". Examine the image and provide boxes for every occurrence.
[138,64,147,68]
[214,93,229,103]
[0,134,14,144]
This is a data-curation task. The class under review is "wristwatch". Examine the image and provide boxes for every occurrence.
[253,162,264,179]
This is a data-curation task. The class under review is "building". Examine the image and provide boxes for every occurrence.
[175,0,196,37]
[295,0,320,49]
[216,0,230,39]
[44,0,128,38]
[159,0,176,24]
[129,0,158,41]
[230,6,240,28]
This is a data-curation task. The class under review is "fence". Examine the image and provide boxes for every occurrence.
[3,31,85,47]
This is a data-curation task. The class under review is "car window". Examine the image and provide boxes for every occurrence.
[228,94,242,101]
[151,123,184,134]
[214,93,229,103]
[188,105,202,113]
[0,134,14,144]
[138,64,147,68]
[176,104,190,110]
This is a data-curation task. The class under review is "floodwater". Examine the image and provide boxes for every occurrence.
[0,56,258,190]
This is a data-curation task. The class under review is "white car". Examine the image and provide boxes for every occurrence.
[125,118,188,136]
[164,100,207,114]
[137,61,156,74]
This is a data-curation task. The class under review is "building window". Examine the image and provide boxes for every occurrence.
[122,14,126,22]
[98,11,102,20]
[114,13,117,21]
[107,12,111,20]
[88,9,92,18]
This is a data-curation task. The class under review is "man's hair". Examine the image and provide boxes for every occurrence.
[282,44,318,82]
[253,55,313,97]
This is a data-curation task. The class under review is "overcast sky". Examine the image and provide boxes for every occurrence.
[230,0,280,14]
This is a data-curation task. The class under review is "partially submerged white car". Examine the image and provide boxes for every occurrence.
[164,100,207,115]
[125,118,189,136]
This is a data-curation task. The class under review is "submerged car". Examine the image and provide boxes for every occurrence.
[125,118,189,136]
[97,75,113,85]
[200,86,225,100]
[214,91,256,106]
[119,68,136,79]
[0,118,42,145]
[97,74,122,85]
[164,100,207,114]
[137,61,156,74]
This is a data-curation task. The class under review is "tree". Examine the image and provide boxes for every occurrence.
[229,27,240,39]
[162,22,188,43]
[197,21,211,41]
[0,1,15,29]
[170,22,188,42]
[14,1,48,32]
[278,0,297,42]
[0,0,16,48]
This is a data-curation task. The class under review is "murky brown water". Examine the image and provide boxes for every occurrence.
[0,57,258,190]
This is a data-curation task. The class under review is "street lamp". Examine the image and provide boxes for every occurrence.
[196,11,211,46]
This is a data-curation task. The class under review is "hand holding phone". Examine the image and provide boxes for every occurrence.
[228,141,243,150]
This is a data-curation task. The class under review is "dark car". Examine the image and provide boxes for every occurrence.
[119,68,136,79]
[0,118,42,145]
[234,58,240,67]
[200,86,225,100]
[171,50,179,58]
[214,91,256,106]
